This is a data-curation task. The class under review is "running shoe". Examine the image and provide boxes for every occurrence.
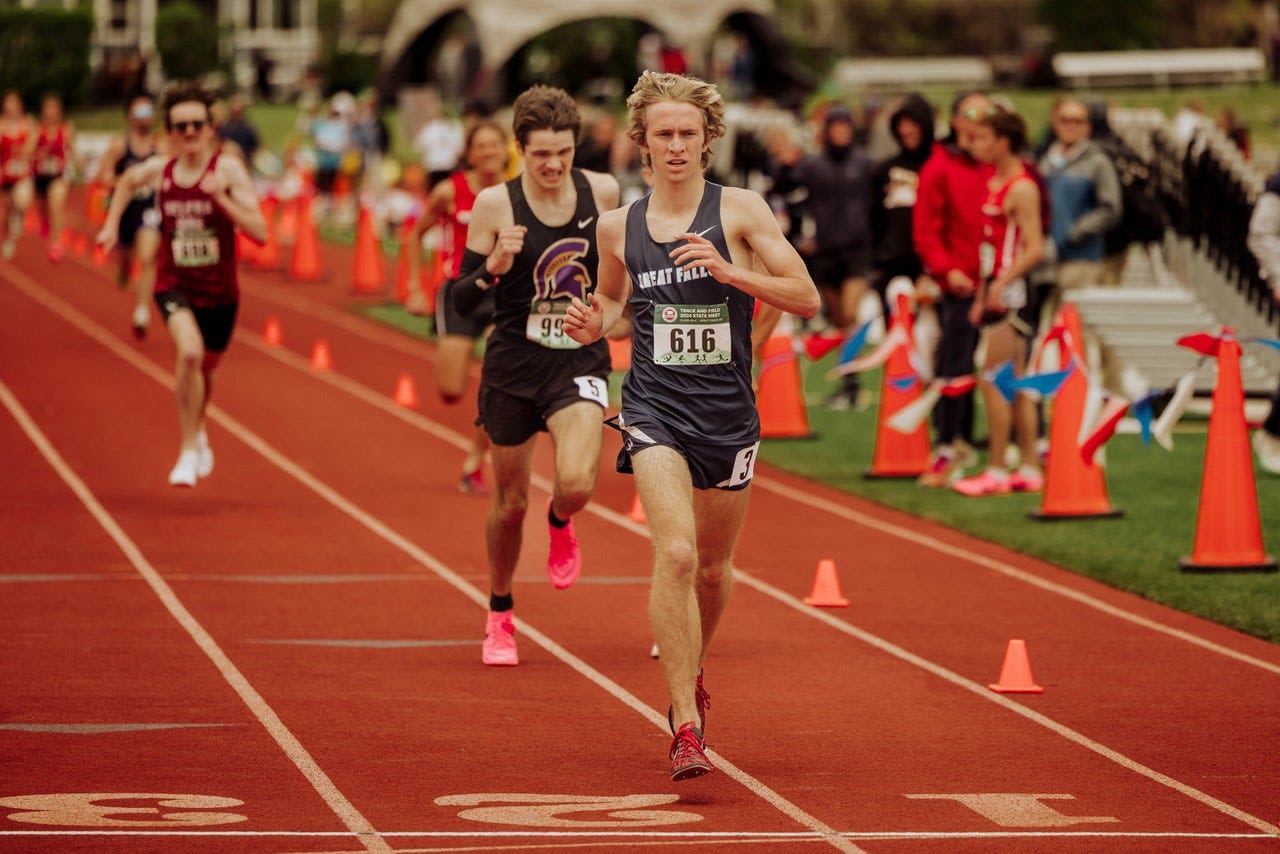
[196,430,214,479]
[131,304,149,341]
[458,467,491,495]
[546,499,581,589]
[481,609,518,666]
[1,237,14,260]
[917,453,957,488]
[167,450,200,488]
[1009,468,1044,493]
[667,668,711,735]
[47,243,63,263]
[669,722,712,781]
[953,469,1012,497]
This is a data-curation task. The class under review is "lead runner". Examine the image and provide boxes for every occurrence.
[564,71,819,780]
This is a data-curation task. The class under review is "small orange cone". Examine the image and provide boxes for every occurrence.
[393,215,418,304]
[253,197,280,270]
[352,204,385,293]
[1029,303,1123,520]
[263,316,283,347]
[422,244,446,315]
[237,228,262,266]
[290,196,323,282]
[627,491,647,524]
[758,314,815,439]
[802,558,849,607]
[1180,330,1277,572]
[393,372,419,408]
[989,639,1044,694]
[309,339,333,372]
[866,292,930,478]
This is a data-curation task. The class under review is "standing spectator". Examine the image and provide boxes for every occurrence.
[1245,169,1280,476]
[310,92,355,223]
[1088,100,1168,287]
[26,93,82,261]
[912,92,995,486]
[448,86,620,667]
[771,104,877,409]
[217,94,260,165]
[952,108,1046,497]
[96,81,266,487]
[871,93,938,356]
[413,89,464,188]
[563,70,818,781]
[1037,96,1121,320]
[352,89,391,200]
[0,90,34,260]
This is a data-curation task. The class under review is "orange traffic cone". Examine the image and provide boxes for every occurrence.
[310,339,333,372]
[627,491,647,524]
[802,558,849,607]
[85,181,110,227]
[290,196,323,282]
[1029,303,1123,520]
[989,639,1044,694]
[393,215,418,304]
[263,316,283,347]
[352,204,385,294]
[607,335,633,372]
[276,196,299,246]
[758,313,815,439]
[866,292,930,478]
[1179,330,1277,572]
[237,228,262,267]
[253,197,280,270]
[422,243,446,315]
[393,373,419,408]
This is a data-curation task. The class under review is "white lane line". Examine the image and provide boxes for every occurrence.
[0,829,1273,839]
[15,267,1274,839]
[0,379,392,854]
[751,476,1280,678]
[7,266,860,854]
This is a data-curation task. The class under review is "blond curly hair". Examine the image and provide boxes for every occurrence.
[625,71,726,170]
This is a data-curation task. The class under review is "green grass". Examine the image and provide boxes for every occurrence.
[348,303,1280,643]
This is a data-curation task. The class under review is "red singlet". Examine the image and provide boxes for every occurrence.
[155,154,238,307]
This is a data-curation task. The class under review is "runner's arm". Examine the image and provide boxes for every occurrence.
[406,179,455,302]
[96,156,166,252]
[208,155,266,244]
[452,184,519,316]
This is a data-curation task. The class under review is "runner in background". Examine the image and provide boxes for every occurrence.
[95,92,166,338]
[0,90,34,260]
[26,93,82,262]
[405,119,511,494]
[97,81,266,487]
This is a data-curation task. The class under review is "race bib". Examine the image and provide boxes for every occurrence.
[574,375,609,407]
[3,159,26,178]
[525,299,582,350]
[172,229,219,268]
[38,156,60,176]
[652,303,730,366]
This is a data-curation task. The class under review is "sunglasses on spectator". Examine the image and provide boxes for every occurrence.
[1056,115,1088,125]
[172,119,207,133]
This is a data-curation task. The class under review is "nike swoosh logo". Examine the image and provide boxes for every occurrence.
[693,226,719,238]
[577,217,594,229]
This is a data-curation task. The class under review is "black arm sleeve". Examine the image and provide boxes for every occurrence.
[452,249,494,317]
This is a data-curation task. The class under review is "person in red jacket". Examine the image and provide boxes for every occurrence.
[911,91,994,487]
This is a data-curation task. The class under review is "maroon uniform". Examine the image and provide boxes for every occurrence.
[155,154,237,307]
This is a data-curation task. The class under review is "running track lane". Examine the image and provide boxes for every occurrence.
[1,242,1278,853]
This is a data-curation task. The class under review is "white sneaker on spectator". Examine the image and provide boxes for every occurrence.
[1254,430,1280,476]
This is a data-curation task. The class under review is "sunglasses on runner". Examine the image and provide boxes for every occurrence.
[173,119,207,133]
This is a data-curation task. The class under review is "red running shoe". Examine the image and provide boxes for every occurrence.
[546,499,581,589]
[669,722,712,781]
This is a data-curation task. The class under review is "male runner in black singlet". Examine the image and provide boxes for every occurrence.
[564,72,818,781]
[451,86,620,667]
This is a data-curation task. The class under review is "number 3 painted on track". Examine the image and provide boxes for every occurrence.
[0,793,247,827]
[435,793,701,828]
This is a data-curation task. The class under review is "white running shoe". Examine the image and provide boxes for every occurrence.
[130,304,150,340]
[1,236,14,260]
[196,431,214,478]
[168,450,200,487]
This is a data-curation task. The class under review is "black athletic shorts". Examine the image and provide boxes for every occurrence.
[436,278,494,339]
[610,412,760,491]
[154,291,239,353]
[807,244,872,289]
[478,357,610,446]
[119,200,160,249]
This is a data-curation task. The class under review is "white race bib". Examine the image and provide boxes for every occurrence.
[526,299,582,349]
[574,375,609,407]
[172,229,219,268]
[652,303,730,366]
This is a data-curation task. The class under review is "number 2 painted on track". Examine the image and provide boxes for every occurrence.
[435,793,701,827]
[0,793,247,827]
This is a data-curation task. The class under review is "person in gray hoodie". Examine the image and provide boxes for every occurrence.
[1037,96,1122,320]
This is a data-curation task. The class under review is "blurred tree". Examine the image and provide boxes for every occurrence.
[155,0,221,81]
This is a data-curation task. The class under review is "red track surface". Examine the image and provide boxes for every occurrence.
[2,222,1279,854]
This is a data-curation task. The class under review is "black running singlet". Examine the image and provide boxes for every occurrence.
[621,182,758,444]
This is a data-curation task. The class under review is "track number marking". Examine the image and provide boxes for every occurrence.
[435,793,701,828]
[0,794,247,827]
[905,793,1119,827]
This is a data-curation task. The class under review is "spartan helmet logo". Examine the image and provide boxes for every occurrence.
[534,237,592,300]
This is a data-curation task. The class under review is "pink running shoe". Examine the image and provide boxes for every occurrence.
[1009,468,1044,492]
[953,469,1012,497]
[481,610,518,666]
[546,499,581,589]
[47,243,63,263]
[458,467,491,495]
[669,722,712,781]
[667,668,711,735]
